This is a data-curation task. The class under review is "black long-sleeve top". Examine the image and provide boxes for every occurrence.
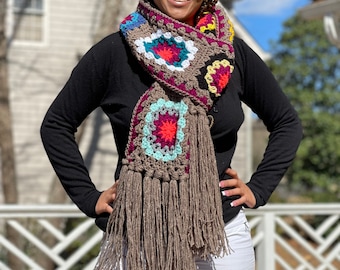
[41,33,302,229]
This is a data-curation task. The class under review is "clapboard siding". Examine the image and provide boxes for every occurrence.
[7,0,104,204]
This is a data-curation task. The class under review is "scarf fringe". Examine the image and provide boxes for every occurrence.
[187,105,228,258]
[95,106,228,270]
[95,165,142,270]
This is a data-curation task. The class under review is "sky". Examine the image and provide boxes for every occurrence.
[233,0,311,52]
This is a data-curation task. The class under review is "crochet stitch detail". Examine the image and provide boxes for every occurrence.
[142,98,187,162]
[135,29,198,72]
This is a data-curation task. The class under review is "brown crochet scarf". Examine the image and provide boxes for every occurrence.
[96,1,235,269]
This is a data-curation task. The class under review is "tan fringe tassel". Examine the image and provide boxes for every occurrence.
[187,105,228,259]
[125,169,143,269]
[96,170,196,269]
[143,176,164,269]
[95,165,143,269]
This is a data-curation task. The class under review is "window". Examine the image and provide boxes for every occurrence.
[12,0,44,42]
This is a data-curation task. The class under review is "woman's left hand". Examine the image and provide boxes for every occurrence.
[95,180,119,215]
[219,168,256,208]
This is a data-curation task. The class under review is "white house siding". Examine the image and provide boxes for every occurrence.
[7,0,103,204]
[4,0,260,205]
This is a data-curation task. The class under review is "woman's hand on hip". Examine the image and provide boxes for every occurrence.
[219,168,256,208]
[95,180,119,215]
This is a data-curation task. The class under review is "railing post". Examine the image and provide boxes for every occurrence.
[256,212,275,270]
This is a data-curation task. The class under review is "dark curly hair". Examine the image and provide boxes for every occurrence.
[145,0,219,24]
[196,0,218,22]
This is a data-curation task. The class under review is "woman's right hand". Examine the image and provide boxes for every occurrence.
[95,180,119,215]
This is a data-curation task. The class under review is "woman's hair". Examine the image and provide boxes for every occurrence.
[196,0,218,22]
[145,0,219,24]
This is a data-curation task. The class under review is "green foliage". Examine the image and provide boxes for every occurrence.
[267,15,340,202]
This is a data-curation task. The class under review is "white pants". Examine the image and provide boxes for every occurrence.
[195,209,255,270]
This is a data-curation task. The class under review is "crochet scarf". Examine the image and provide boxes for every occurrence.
[96,1,235,269]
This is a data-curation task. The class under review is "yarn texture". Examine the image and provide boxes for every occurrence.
[95,1,235,269]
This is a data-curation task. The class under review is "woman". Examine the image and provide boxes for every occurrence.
[41,0,302,269]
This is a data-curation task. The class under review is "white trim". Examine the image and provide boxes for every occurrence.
[228,10,271,61]
[299,0,340,20]
[299,0,340,48]
[324,14,340,46]
[217,2,271,61]
[8,0,49,48]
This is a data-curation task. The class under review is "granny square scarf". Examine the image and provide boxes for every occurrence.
[96,1,235,269]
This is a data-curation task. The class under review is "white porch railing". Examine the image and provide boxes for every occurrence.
[0,204,339,270]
